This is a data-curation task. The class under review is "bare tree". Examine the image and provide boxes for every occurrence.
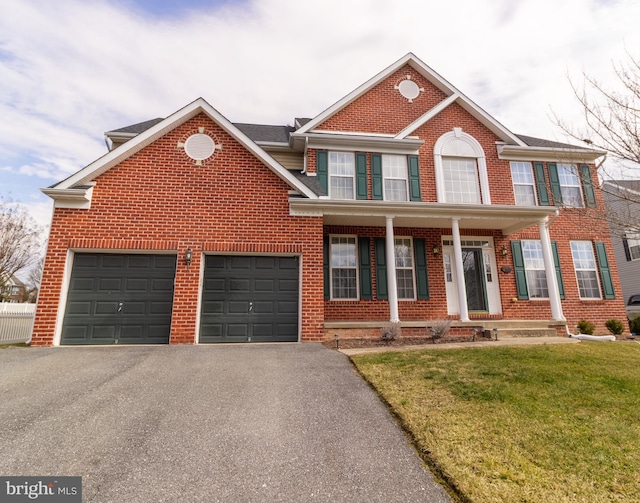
[0,198,43,301]
[555,51,640,236]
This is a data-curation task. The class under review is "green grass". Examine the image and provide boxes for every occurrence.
[351,343,640,503]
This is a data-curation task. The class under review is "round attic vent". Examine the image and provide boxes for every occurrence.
[184,133,215,160]
[398,79,420,100]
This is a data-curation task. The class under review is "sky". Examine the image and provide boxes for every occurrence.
[1,0,640,232]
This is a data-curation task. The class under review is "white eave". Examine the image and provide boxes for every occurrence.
[497,144,606,163]
[44,98,318,201]
[289,198,557,235]
[41,184,95,209]
[290,131,424,154]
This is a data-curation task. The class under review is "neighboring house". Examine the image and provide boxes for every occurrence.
[1,275,26,303]
[602,180,640,317]
[32,53,627,346]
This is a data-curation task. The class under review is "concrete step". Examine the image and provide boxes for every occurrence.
[498,328,557,338]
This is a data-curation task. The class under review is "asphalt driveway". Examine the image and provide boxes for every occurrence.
[0,344,450,502]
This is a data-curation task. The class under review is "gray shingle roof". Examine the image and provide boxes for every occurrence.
[107,118,165,135]
[515,134,589,150]
[606,179,640,192]
[234,123,294,143]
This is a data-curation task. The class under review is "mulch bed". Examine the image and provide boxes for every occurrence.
[321,335,482,350]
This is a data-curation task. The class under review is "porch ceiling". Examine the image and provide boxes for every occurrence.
[289,199,557,235]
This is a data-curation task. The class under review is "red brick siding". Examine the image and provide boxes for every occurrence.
[32,113,324,346]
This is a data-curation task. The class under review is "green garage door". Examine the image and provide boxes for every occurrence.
[61,253,176,345]
[200,255,299,343]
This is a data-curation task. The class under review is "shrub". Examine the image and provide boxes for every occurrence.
[605,319,625,336]
[380,322,401,344]
[429,319,452,343]
[630,317,640,335]
[576,319,596,335]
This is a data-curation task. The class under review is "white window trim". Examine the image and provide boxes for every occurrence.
[522,239,549,299]
[557,164,584,208]
[570,241,602,300]
[510,161,538,206]
[382,154,409,201]
[328,151,355,200]
[434,128,490,204]
[626,232,640,261]
[394,236,416,301]
[329,235,359,300]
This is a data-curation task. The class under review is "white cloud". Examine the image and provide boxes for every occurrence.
[1,0,640,209]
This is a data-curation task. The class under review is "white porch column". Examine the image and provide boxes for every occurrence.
[385,216,400,323]
[451,218,470,322]
[539,219,565,321]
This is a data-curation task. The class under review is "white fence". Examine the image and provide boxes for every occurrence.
[0,303,36,345]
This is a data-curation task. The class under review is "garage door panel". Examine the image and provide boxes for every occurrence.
[102,256,124,268]
[200,255,299,343]
[95,301,118,315]
[66,301,92,315]
[61,253,176,345]
[278,301,298,314]
[231,256,252,269]
[278,279,298,292]
[230,279,250,291]
[228,301,250,314]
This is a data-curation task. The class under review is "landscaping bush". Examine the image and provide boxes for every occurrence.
[576,319,595,335]
[605,319,625,336]
[429,319,452,343]
[630,317,640,335]
[380,322,401,343]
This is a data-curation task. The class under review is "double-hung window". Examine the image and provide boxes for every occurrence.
[557,164,584,208]
[442,157,481,204]
[522,240,548,298]
[330,236,358,299]
[383,155,408,201]
[510,162,537,206]
[394,238,415,300]
[570,241,601,299]
[329,152,355,199]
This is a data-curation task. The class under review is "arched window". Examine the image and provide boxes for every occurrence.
[434,128,490,204]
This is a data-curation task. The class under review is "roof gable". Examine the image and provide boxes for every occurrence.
[295,53,525,146]
[46,98,317,199]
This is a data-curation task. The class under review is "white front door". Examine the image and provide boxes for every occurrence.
[443,237,502,316]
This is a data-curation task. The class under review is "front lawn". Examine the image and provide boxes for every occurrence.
[351,343,640,503]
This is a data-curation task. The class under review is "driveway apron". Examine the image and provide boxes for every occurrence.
[0,344,450,502]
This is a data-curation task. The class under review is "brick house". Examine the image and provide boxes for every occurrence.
[32,53,627,346]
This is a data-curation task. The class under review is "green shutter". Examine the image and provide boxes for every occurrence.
[359,237,372,299]
[413,238,429,299]
[511,240,529,300]
[580,164,597,207]
[548,163,562,206]
[317,150,328,196]
[408,155,421,201]
[533,162,550,206]
[323,236,330,300]
[551,241,565,300]
[595,242,615,299]
[371,154,383,200]
[356,153,368,200]
[374,237,388,299]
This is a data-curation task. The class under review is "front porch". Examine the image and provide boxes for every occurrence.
[324,318,569,340]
